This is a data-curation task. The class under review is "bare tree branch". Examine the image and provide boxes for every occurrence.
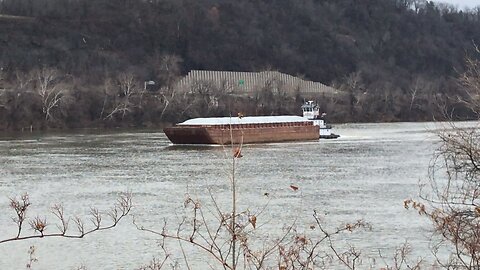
[1,192,132,244]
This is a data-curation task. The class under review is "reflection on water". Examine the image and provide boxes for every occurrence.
[0,121,476,269]
[164,144,223,151]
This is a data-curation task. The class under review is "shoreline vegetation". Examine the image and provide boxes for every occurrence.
[0,64,476,134]
[1,0,480,132]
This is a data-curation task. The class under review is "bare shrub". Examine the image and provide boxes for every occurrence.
[405,49,480,269]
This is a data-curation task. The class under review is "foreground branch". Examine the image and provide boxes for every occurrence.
[1,192,132,244]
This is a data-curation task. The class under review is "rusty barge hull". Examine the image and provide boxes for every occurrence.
[164,123,320,145]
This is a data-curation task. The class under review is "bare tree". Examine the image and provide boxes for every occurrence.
[156,54,182,120]
[184,79,231,117]
[336,71,367,120]
[33,67,67,122]
[157,54,182,90]
[0,69,35,112]
[342,72,364,94]
[458,45,480,114]
[15,69,34,90]
[99,76,114,120]
[409,76,423,111]
[104,72,143,120]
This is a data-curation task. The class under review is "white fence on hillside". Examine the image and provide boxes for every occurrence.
[176,70,337,96]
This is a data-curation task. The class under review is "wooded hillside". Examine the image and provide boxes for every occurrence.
[0,0,479,130]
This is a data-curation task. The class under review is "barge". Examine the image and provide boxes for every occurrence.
[164,101,339,145]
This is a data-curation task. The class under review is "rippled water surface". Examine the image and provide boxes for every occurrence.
[0,122,469,269]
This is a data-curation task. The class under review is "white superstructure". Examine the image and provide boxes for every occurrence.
[301,101,335,138]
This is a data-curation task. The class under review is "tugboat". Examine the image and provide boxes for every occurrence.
[164,101,339,145]
[301,101,340,139]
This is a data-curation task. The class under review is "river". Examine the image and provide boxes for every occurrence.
[0,122,463,269]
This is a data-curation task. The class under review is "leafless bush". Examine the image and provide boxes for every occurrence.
[136,257,172,270]
[407,123,480,269]
[405,50,480,269]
